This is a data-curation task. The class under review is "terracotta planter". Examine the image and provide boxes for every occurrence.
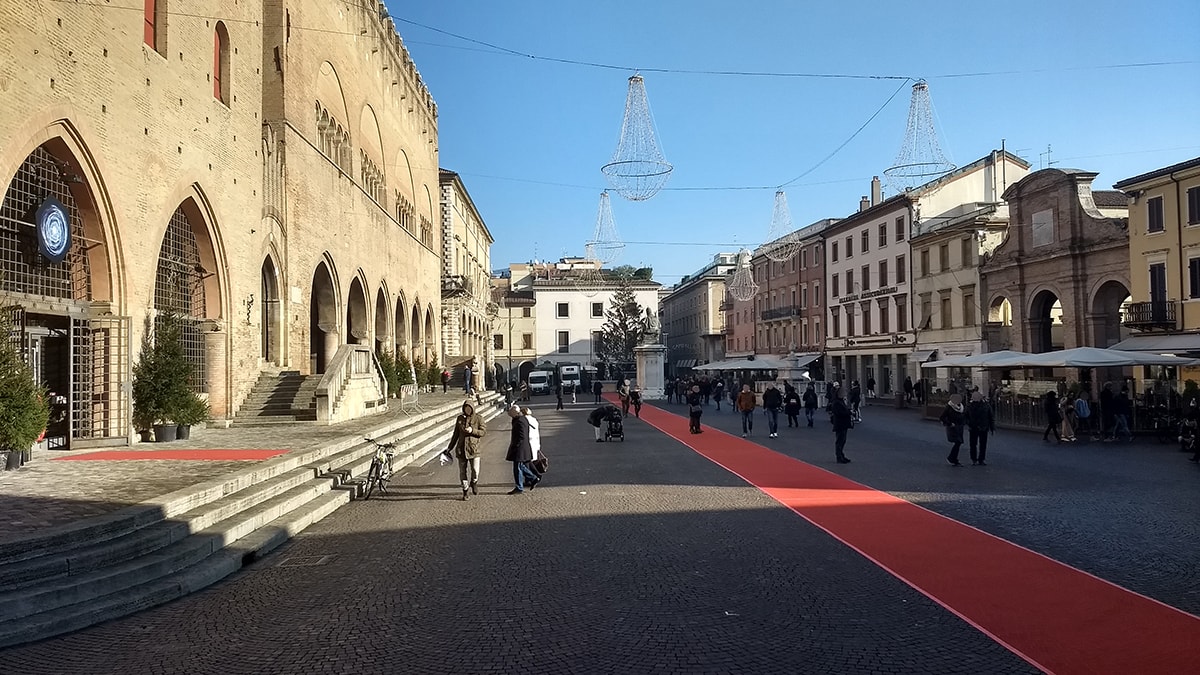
[153,423,178,443]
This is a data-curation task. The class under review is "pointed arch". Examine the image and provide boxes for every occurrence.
[374,282,391,355]
[424,303,436,363]
[394,290,407,358]
[346,273,369,345]
[309,255,340,373]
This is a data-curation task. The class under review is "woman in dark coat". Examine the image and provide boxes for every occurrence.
[1042,391,1062,443]
[783,384,802,428]
[505,405,540,494]
[939,393,967,467]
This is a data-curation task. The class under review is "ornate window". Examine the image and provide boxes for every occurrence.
[153,207,208,392]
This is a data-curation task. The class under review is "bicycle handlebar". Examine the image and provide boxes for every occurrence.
[364,437,397,451]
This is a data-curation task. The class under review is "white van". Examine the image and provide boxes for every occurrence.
[527,371,551,395]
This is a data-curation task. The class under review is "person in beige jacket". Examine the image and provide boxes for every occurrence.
[446,400,486,500]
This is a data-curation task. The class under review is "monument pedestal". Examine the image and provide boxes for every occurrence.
[634,343,668,400]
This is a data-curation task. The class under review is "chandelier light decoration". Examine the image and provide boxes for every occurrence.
[572,243,603,299]
[601,74,673,201]
[726,249,759,302]
[588,191,624,265]
[883,80,956,193]
[763,190,802,262]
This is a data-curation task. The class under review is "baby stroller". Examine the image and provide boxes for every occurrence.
[604,410,625,442]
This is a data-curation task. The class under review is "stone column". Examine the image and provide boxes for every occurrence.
[203,325,228,420]
[634,343,668,400]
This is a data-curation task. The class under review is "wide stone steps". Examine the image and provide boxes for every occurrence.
[233,373,322,423]
[0,392,503,648]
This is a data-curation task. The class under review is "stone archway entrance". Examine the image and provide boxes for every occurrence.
[1091,280,1131,349]
[346,277,368,345]
[260,257,281,365]
[309,262,338,374]
[1,141,126,449]
[1030,290,1064,353]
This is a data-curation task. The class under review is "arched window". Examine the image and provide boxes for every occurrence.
[154,207,208,391]
[213,22,230,104]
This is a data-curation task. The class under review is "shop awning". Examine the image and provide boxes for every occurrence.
[792,353,821,369]
[1110,333,1200,354]
[675,359,697,368]
[911,349,937,363]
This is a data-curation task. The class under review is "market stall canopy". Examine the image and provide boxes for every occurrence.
[980,347,1199,369]
[911,349,937,363]
[1110,333,1200,355]
[920,350,1032,368]
[693,354,817,371]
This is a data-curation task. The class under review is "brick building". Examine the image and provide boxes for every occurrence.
[1,0,443,446]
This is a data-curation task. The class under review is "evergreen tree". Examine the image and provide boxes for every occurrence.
[597,276,647,368]
[0,311,50,452]
[396,351,414,386]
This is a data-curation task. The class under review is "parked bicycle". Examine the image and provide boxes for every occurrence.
[362,437,397,499]
[1148,406,1178,444]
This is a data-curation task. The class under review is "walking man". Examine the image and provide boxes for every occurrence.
[866,376,877,403]
[830,386,853,464]
[687,385,704,434]
[555,382,564,410]
[736,384,757,437]
[966,391,994,466]
[446,401,486,500]
[762,384,783,438]
[592,379,604,404]
[803,383,819,427]
[463,365,473,396]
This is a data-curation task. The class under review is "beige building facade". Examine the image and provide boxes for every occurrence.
[661,253,736,375]
[439,170,494,389]
[1,0,444,446]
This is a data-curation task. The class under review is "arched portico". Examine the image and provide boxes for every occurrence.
[309,259,339,373]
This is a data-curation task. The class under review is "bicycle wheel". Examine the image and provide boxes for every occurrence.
[364,460,381,500]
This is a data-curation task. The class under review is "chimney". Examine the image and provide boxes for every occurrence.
[859,196,870,212]
[870,176,882,206]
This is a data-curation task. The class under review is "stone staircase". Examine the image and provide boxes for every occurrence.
[0,393,504,648]
[233,371,320,425]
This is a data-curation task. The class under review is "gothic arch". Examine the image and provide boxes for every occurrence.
[309,254,341,373]
[346,272,369,345]
[374,282,391,355]
[394,290,407,358]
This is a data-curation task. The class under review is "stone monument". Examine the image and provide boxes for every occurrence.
[634,309,668,400]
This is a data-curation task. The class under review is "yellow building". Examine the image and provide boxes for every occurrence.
[1113,157,1200,359]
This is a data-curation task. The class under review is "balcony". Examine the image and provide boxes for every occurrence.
[723,325,735,335]
[761,305,801,321]
[718,300,734,311]
[441,274,473,298]
[1122,300,1177,331]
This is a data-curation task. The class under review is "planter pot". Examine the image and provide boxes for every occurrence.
[137,430,152,443]
[3,448,21,471]
[153,423,178,443]
[176,424,191,440]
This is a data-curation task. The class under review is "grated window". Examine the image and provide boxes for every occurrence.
[153,207,207,392]
[0,146,92,301]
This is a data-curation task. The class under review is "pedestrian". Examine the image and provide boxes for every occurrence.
[463,365,473,395]
[1060,393,1077,442]
[446,401,486,500]
[965,391,994,466]
[866,376,877,403]
[915,378,925,405]
[519,379,530,402]
[502,380,513,406]
[736,384,757,437]
[618,379,632,417]
[522,406,545,483]
[630,388,643,418]
[1074,389,1092,439]
[712,379,725,411]
[1042,391,1062,443]
[665,378,675,404]
[1099,382,1115,439]
[802,383,819,427]
[587,403,621,442]
[592,379,603,404]
[701,379,712,406]
[848,381,863,423]
[1112,386,1133,441]
[555,382,564,410]
[441,369,450,393]
[505,404,539,494]
[762,383,782,438]
[829,385,853,464]
[783,384,801,428]
[903,375,914,404]
[570,381,577,405]
[687,385,704,434]
[940,393,967,467]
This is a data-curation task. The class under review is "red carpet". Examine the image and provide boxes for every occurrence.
[630,396,1200,674]
[56,449,288,461]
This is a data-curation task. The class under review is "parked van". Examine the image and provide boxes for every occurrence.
[527,371,551,395]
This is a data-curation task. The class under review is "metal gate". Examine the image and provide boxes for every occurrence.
[70,315,130,444]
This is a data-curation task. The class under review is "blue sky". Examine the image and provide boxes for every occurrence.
[386,0,1200,284]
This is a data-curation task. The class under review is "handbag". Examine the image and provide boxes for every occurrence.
[530,454,549,475]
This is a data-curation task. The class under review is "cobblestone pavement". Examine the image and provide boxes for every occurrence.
[0,391,489,538]
[2,397,1197,673]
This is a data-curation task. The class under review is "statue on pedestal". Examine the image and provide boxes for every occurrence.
[642,308,661,345]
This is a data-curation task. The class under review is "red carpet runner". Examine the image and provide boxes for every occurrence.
[629,397,1200,674]
[56,449,288,461]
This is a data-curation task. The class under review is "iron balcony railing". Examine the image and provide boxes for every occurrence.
[1122,300,1176,330]
[761,305,801,321]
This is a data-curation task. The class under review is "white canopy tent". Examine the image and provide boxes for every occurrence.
[693,353,819,372]
[920,350,1032,369]
[970,347,1198,369]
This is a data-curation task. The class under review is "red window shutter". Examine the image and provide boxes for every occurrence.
[144,0,156,48]
[213,30,222,101]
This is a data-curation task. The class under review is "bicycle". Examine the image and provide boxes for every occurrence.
[362,437,397,499]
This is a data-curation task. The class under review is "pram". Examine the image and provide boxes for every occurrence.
[604,410,625,442]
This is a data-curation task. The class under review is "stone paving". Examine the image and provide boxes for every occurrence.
[0,390,496,538]
[0,396,1196,673]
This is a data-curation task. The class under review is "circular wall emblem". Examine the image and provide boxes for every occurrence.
[36,197,71,263]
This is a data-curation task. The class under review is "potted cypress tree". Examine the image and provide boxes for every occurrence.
[0,311,50,470]
[173,392,210,440]
[426,355,440,394]
[132,312,193,442]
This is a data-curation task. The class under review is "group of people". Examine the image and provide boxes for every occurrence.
[1039,383,1134,443]
[445,400,547,498]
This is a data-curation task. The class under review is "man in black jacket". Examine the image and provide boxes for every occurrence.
[592,379,604,404]
[965,391,994,466]
[762,384,783,438]
[829,386,853,464]
[505,405,539,494]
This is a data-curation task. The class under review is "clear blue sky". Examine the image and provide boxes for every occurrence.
[386,0,1200,284]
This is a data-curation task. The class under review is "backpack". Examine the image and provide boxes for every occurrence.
[1074,397,1091,419]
